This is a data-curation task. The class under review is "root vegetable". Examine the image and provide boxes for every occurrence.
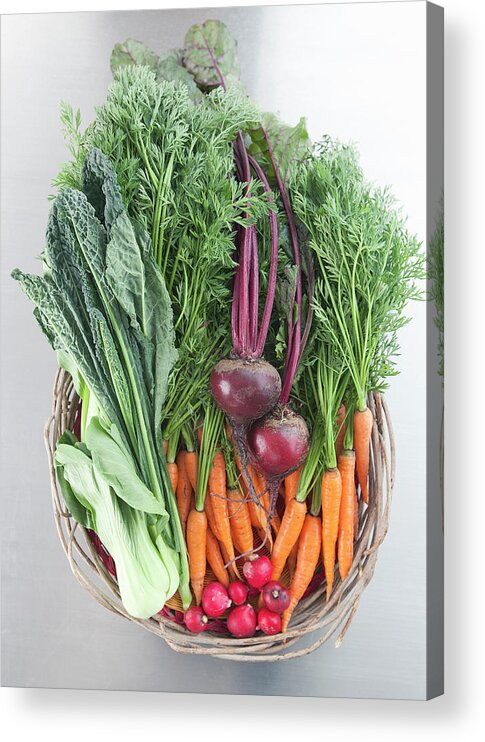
[261,581,290,614]
[227,604,257,638]
[242,554,272,589]
[227,487,253,556]
[353,407,373,504]
[186,508,207,605]
[227,581,248,605]
[205,528,230,588]
[281,514,322,632]
[270,497,307,581]
[184,606,208,633]
[210,357,281,426]
[201,582,232,618]
[248,407,310,480]
[257,607,282,635]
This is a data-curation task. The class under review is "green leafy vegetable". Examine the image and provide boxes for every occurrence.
[57,67,269,453]
[13,151,191,614]
[156,49,204,103]
[290,140,425,415]
[249,112,311,185]
[85,417,168,518]
[55,431,179,619]
[111,39,158,74]
[183,19,239,88]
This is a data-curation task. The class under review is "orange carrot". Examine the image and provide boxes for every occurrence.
[271,508,282,537]
[206,527,229,587]
[321,467,342,600]
[335,404,346,460]
[204,487,220,540]
[186,508,207,605]
[284,472,300,575]
[175,450,192,536]
[235,455,272,548]
[353,407,373,504]
[270,498,307,581]
[261,485,281,536]
[185,450,197,492]
[284,467,301,505]
[281,514,322,632]
[287,541,298,579]
[251,471,273,547]
[338,450,356,580]
[227,487,253,556]
[209,451,240,578]
[167,461,178,495]
[218,541,232,572]
[162,439,168,456]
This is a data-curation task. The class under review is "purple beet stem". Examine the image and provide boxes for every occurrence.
[260,126,310,405]
[247,154,279,358]
[206,49,310,383]
[232,131,280,360]
[249,228,259,349]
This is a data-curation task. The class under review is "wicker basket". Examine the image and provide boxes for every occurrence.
[44,368,395,661]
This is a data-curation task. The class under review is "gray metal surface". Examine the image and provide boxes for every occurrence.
[1,2,441,699]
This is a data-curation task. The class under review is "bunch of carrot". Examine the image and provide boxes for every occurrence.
[166,395,374,634]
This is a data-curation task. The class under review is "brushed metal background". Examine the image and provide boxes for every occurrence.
[1,2,437,699]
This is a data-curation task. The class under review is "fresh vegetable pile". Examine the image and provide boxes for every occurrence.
[13,20,424,640]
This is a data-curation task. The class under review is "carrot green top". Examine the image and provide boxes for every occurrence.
[289,140,425,413]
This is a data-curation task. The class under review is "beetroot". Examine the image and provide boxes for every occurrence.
[210,357,281,425]
[248,406,310,479]
[227,604,257,638]
[210,124,282,433]
[261,581,290,614]
[242,554,272,589]
[201,582,231,618]
[227,581,249,606]
[257,607,282,635]
[207,58,313,496]
[184,606,208,633]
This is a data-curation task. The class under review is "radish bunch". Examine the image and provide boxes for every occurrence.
[184,565,291,638]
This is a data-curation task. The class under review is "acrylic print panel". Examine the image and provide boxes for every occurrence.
[0,2,443,699]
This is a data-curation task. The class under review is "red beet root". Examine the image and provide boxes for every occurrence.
[248,407,310,479]
[257,607,282,635]
[261,581,291,614]
[184,606,208,633]
[227,604,257,638]
[210,358,281,425]
[227,581,249,605]
[201,582,232,618]
[242,554,273,589]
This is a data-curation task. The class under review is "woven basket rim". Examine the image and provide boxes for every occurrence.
[44,368,395,661]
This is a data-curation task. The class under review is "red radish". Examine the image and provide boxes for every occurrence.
[227,604,257,638]
[257,607,282,635]
[211,358,281,426]
[261,580,290,614]
[242,554,272,589]
[184,606,208,633]
[201,582,231,618]
[248,407,310,480]
[227,581,249,606]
